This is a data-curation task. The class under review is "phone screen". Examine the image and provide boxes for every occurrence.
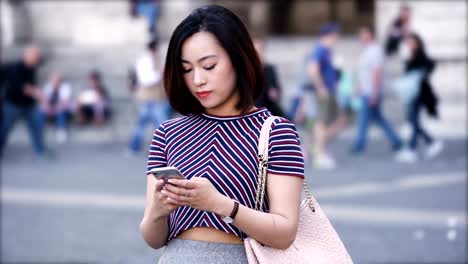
[151,167,184,184]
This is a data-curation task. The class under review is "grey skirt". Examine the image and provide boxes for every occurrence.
[157,239,248,264]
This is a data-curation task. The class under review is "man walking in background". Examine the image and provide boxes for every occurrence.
[0,46,47,158]
[253,36,285,117]
[351,25,403,154]
[308,23,347,169]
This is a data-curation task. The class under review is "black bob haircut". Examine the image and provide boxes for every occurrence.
[163,5,263,116]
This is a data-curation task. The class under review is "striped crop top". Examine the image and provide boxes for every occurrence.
[146,107,304,242]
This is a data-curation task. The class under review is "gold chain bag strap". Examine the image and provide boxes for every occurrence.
[244,116,353,264]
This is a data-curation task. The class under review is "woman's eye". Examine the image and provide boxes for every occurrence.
[204,64,216,71]
[183,68,192,74]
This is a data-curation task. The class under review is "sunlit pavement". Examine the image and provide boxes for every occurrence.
[1,134,466,263]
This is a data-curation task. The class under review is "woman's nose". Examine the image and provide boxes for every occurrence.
[193,69,206,86]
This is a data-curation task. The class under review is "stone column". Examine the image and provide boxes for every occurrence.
[1,0,14,46]
[2,0,33,44]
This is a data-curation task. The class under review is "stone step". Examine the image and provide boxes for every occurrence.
[4,38,466,101]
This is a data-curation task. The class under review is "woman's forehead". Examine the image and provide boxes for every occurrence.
[181,32,223,61]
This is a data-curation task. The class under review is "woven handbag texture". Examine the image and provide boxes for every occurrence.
[244,197,353,264]
[244,116,353,264]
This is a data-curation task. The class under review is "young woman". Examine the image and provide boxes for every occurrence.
[396,33,443,163]
[139,5,304,263]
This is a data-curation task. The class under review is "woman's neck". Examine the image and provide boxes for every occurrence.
[204,90,256,116]
[205,105,257,117]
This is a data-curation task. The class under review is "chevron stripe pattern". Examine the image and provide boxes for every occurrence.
[146,107,304,241]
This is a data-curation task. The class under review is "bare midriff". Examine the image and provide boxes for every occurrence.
[176,227,243,244]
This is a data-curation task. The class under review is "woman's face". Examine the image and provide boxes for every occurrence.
[181,31,238,114]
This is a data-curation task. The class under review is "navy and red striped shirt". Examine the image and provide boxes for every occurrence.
[146,107,304,241]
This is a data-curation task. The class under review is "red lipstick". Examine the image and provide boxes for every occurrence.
[197,91,212,99]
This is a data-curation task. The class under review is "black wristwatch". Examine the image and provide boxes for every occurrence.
[222,200,239,224]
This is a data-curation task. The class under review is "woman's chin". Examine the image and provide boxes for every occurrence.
[199,100,219,110]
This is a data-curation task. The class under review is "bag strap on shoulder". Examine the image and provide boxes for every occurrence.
[255,116,315,212]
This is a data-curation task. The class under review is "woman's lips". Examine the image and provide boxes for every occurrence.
[197,91,212,99]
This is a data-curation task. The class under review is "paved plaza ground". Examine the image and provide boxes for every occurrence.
[1,131,466,263]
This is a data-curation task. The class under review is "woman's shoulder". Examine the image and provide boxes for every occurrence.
[270,115,296,127]
[268,116,300,136]
[160,114,199,131]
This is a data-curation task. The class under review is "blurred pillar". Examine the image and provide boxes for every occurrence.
[1,0,14,47]
[5,0,33,44]
[328,0,338,22]
[355,0,374,29]
[249,1,270,35]
[270,0,294,35]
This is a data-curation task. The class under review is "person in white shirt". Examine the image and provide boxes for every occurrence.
[351,25,402,154]
[40,72,72,143]
[128,38,169,155]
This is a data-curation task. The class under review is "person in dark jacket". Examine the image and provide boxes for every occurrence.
[396,33,443,163]
[253,37,285,117]
[0,46,47,158]
[384,4,411,56]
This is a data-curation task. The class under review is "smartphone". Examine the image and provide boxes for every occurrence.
[151,167,185,184]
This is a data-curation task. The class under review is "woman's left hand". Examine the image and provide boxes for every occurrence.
[161,177,225,213]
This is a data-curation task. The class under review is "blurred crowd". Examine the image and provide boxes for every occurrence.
[0,0,164,159]
[263,4,443,169]
[0,3,444,167]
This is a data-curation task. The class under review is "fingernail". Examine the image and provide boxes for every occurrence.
[168,179,174,183]
[161,190,166,194]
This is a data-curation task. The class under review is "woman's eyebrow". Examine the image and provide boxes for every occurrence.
[181,55,217,64]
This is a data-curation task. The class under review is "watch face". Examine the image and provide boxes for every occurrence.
[222,216,233,224]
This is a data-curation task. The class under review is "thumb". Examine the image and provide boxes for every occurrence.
[154,179,165,192]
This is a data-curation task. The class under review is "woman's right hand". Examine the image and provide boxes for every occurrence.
[149,179,180,219]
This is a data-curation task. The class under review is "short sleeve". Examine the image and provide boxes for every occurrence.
[309,45,323,65]
[267,118,305,178]
[146,123,168,175]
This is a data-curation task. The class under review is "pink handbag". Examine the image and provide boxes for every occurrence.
[244,116,353,264]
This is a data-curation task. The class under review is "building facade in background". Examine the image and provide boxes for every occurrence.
[2,0,373,45]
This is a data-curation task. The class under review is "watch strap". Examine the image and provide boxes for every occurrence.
[230,201,240,219]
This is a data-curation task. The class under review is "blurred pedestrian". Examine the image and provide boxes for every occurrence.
[1,64,6,122]
[128,38,169,155]
[0,46,47,158]
[140,5,304,262]
[130,0,161,38]
[351,25,403,154]
[75,70,111,126]
[396,33,443,163]
[253,36,285,117]
[40,72,72,143]
[307,23,348,169]
[384,4,411,57]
